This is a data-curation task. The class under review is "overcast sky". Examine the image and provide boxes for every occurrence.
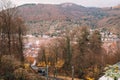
[11,0,120,7]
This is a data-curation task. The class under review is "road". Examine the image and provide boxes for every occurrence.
[46,76,64,80]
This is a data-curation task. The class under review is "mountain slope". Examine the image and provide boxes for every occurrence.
[18,3,107,21]
[17,3,120,34]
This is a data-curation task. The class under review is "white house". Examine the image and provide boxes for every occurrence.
[99,62,120,80]
[99,76,120,80]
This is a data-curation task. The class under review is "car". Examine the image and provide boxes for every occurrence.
[38,68,47,76]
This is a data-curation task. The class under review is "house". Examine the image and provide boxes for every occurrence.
[99,62,120,80]
[99,76,120,80]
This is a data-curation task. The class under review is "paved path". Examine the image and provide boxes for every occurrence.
[46,76,64,80]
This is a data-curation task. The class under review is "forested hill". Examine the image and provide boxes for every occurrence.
[17,3,120,34]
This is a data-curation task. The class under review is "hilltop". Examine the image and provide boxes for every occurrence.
[17,3,120,35]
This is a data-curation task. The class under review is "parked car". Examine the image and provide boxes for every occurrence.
[38,67,46,76]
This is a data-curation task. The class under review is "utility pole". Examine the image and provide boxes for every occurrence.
[72,66,74,80]
[46,65,48,80]
[54,67,57,80]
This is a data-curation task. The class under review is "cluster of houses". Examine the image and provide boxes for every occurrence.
[100,31,119,42]
[23,35,55,59]
[23,40,40,58]
[90,29,119,42]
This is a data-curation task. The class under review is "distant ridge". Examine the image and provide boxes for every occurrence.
[18,3,104,21]
[17,3,120,34]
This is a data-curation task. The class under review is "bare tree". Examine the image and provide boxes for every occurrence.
[0,0,26,61]
[89,30,102,54]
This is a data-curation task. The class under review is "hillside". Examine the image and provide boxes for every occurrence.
[17,3,120,35]
[98,6,120,34]
[18,3,106,21]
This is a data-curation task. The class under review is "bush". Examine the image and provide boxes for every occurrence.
[1,55,21,70]
[0,55,22,80]
[14,68,28,80]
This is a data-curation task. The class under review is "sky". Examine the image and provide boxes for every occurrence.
[11,0,120,7]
